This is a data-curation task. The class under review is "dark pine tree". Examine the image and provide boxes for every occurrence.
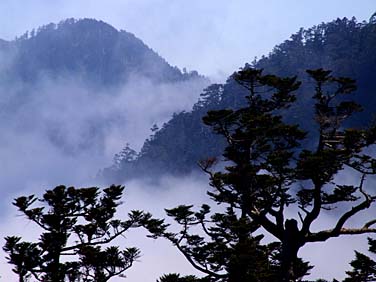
[3,185,146,282]
[145,68,376,282]
[157,273,207,282]
[344,238,376,282]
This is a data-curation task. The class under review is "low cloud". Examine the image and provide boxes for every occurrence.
[0,71,208,195]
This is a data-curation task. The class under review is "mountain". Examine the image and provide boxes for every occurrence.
[0,19,208,159]
[102,17,376,183]
[0,39,9,49]
[0,18,203,86]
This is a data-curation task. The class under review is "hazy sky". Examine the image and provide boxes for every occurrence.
[0,0,374,79]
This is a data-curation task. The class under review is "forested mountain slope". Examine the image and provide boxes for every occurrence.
[0,18,202,86]
[103,17,376,183]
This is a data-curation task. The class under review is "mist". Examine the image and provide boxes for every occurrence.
[0,72,207,188]
[0,58,374,282]
[0,2,375,281]
[0,63,209,279]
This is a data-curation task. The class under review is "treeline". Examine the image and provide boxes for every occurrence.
[0,18,206,86]
[103,16,376,183]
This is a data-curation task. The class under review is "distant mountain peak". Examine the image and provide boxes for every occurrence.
[370,12,376,24]
[17,18,119,41]
[2,18,205,85]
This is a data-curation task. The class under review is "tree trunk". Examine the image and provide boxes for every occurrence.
[280,219,301,282]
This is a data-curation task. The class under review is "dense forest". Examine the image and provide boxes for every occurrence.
[102,16,376,183]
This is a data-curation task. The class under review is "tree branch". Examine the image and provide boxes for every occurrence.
[307,175,376,242]
[173,243,227,278]
[62,222,136,253]
[248,209,283,240]
[308,227,376,242]
[364,219,376,229]
[301,182,322,235]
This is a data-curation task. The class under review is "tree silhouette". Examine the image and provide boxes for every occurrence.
[344,238,376,282]
[156,273,205,282]
[145,68,376,281]
[4,185,144,282]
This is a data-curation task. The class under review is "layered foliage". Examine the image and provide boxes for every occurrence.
[144,67,376,282]
[4,185,145,282]
[344,238,376,282]
[157,273,207,282]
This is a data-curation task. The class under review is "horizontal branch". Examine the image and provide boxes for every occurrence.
[307,227,376,242]
[62,222,136,253]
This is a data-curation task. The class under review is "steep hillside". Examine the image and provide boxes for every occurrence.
[103,17,376,183]
[0,18,203,85]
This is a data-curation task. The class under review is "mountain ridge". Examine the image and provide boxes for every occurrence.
[0,18,205,86]
[102,16,376,183]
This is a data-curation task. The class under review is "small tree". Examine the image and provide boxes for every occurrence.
[4,185,144,282]
[112,143,138,169]
[344,238,376,282]
[146,68,376,282]
[157,273,205,282]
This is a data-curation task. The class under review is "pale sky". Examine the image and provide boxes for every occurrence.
[0,0,374,79]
